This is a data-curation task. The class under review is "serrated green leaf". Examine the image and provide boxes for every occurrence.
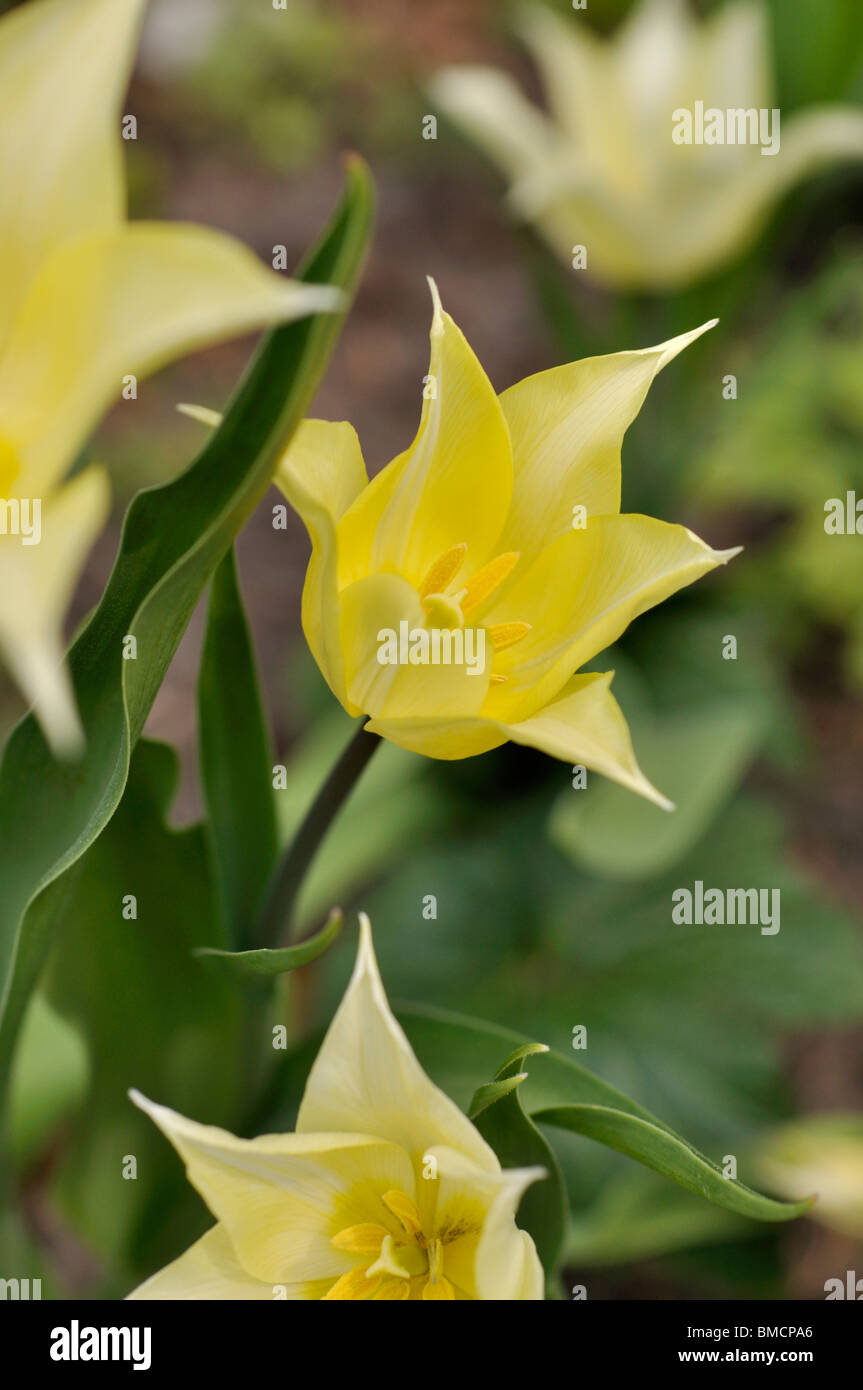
[0,160,374,1155]
[195,907,342,978]
[198,545,278,948]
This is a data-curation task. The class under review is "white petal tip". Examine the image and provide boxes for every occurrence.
[177,403,223,428]
[426,276,444,330]
[714,544,744,565]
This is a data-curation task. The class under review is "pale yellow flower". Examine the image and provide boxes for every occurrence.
[275,280,738,807]
[127,915,545,1300]
[430,0,863,289]
[758,1115,863,1241]
[0,0,339,751]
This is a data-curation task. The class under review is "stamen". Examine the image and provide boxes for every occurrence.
[427,1238,444,1283]
[489,674,508,685]
[422,1276,455,1301]
[419,543,468,600]
[486,621,532,652]
[460,552,519,613]
[331,1223,389,1255]
[382,1189,423,1239]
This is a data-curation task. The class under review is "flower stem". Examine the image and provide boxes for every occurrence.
[258,718,381,946]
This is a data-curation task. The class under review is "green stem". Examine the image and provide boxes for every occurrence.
[258,719,381,946]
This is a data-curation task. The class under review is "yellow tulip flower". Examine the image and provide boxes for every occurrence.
[127,915,545,1300]
[430,0,863,290]
[275,280,738,808]
[0,0,339,752]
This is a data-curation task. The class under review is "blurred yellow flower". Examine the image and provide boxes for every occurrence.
[430,0,863,290]
[276,280,738,807]
[758,1115,863,1241]
[0,0,339,752]
[127,914,545,1300]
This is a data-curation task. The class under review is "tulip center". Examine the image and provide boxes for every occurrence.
[325,1188,475,1301]
[417,544,532,683]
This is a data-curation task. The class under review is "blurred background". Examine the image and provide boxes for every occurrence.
[3,0,863,1299]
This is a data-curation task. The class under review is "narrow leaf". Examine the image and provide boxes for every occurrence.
[534,1104,814,1224]
[195,907,342,979]
[198,545,278,948]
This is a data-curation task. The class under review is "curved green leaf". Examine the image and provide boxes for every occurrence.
[0,159,375,1145]
[396,1005,810,1227]
[534,1104,814,1224]
[195,907,342,979]
[198,545,278,948]
[470,1047,567,1284]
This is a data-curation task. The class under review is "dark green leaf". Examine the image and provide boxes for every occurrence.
[470,1046,567,1282]
[195,907,342,978]
[534,1104,813,1225]
[198,545,278,948]
[45,740,244,1282]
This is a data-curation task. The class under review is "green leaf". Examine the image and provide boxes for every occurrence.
[44,740,244,1282]
[8,992,88,1166]
[533,1104,812,1225]
[470,1046,567,1283]
[198,545,278,947]
[195,907,342,978]
[565,1169,751,1268]
[394,1005,809,1227]
[0,159,375,1141]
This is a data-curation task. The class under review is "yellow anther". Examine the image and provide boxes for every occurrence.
[331,1223,389,1255]
[419,543,468,600]
[489,673,508,685]
[422,1276,455,1300]
[486,621,532,652]
[460,552,519,613]
[382,1189,423,1239]
[373,1278,411,1300]
[323,1265,381,1300]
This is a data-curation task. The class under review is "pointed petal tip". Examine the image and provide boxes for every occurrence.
[426,275,444,331]
[717,544,744,564]
[177,402,222,428]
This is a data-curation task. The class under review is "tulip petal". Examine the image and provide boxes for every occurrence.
[368,671,669,807]
[130,1089,416,1286]
[0,467,109,755]
[337,281,512,589]
[127,1225,310,1301]
[497,671,673,810]
[495,321,717,567]
[483,514,740,717]
[517,3,641,197]
[338,570,491,721]
[0,223,341,496]
[425,1145,545,1300]
[297,915,500,1173]
[0,0,145,341]
[275,420,368,705]
[743,107,863,211]
[429,65,563,183]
